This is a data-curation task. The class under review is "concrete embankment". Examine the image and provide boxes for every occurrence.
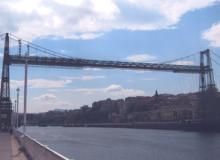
[13,130,70,160]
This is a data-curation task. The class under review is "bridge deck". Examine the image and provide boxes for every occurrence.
[0,132,27,160]
[9,55,201,73]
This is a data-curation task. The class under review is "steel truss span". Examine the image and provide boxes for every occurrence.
[9,55,201,74]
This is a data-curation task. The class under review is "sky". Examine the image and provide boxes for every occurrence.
[0,0,220,113]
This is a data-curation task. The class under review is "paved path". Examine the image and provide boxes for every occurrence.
[11,135,28,160]
[0,132,12,160]
[0,132,27,160]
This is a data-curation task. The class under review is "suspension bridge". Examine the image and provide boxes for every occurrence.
[0,33,219,131]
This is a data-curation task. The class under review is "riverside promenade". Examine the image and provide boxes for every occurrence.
[0,132,27,160]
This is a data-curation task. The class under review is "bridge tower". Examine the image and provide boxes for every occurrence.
[199,49,220,125]
[0,33,12,131]
[199,49,216,92]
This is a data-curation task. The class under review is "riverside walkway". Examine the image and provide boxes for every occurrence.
[0,132,27,160]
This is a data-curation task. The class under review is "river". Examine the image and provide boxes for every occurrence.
[24,126,220,160]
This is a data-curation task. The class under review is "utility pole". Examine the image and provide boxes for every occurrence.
[16,87,20,128]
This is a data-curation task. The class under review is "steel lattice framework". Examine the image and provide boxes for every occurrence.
[9,55,201,73]
[0,33,12,131]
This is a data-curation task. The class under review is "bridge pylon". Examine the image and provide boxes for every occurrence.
[0,33,12,131]
[199,49,216,92]
[199,49,220,126]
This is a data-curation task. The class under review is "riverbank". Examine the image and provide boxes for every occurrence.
[34,121,220,132]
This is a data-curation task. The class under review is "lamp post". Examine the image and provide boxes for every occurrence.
[23,45,29,134]
[21,45,29,150]
[11,100,16,130]
[14,100,17,128]
[16,87,20,128]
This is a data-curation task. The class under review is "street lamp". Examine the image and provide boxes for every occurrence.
[11,100,16,130]
[16,87,20,128]
[23,44,29,134]
[14,100,17,128]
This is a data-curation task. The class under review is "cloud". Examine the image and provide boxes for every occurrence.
[170,60,195,65]
[0,0,219,40]
[76,33,104,40]
[125,54,157,62]
[63,75,106,81]
[134,71,151,74]
[105,84,123,92]
[81,75,106,80]
[72,84,146,97]
[83,68,102,71]
[11,75,105,89]
[202,21,220,47]
[28,79,72,88]
[33,93,57,101]
[32,93,73,111]
[11,79,72,89]
[117,0,219,31]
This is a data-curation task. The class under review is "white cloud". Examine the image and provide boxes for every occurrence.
[28,79,72,88]
[11,79,72,89]
[32,93,73,112]
[134,71,151,74]
[81,75,106,80]
[0,0,219,40]
[77,33,104,40]
[105,84,123,92]
[73,88,100,95]
[11,75,105,89]
[170,60,194,65]
[83,68,102,71]
[63,75,106,81]
[126,0,219,30]
[72,84,146,97]
[33,93,57,101]
[202,22,220,47]
[125,54,157,62]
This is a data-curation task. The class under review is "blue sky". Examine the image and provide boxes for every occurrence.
[0,0,220,112]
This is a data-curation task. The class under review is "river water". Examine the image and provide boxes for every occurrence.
[25,127,220,160]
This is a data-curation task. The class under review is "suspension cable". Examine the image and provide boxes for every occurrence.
[3,33,204,67]
[211,57,220,67]
[211,50,220,60]
[160,52,198,64]
[9,33,76,59]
